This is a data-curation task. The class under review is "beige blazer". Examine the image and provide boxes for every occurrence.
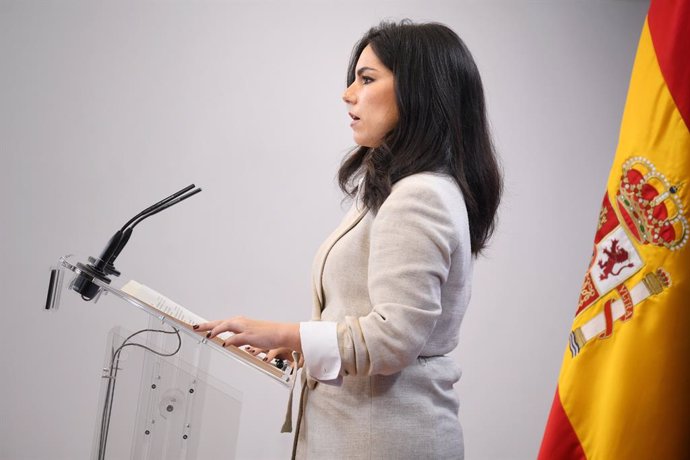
[295,172,472,459]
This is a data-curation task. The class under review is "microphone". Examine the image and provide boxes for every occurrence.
[70,184,202,301]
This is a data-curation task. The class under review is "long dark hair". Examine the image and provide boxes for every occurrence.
[338,21,502,255]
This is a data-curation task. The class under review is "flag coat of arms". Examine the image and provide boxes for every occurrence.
[538,1,690,458]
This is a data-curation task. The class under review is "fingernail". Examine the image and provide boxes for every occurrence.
[192,325,199,330]
[206,332,211,338]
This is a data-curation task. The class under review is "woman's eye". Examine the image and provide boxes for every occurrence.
[362,76,374,84]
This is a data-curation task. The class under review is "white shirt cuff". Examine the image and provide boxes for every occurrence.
[300,321,342,383]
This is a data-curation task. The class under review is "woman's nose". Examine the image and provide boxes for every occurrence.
[342,83,356,104]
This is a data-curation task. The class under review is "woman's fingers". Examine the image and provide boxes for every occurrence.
[193,317,301,353]
[265,347,294,362]
[244,346,268,356]
[264,348,279,362]
[209,320,232,339]
[193,317,245,339]
[221,331,247,348]
[192,319,222,332]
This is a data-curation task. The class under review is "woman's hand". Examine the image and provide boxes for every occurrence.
[193,317,302,354]
[244,346,292,360]
[245,346,298,363]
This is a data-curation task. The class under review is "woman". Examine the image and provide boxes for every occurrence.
[196,21,502,459]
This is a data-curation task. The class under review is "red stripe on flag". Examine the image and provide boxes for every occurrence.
[600,299,614,338]
[648,0,690,127]
[538,388,586,460]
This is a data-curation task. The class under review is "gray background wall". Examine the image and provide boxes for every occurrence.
[0,1,649,459]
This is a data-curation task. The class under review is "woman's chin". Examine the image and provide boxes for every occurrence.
[353,137,381,149]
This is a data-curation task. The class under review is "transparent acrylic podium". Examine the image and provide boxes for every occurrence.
[51,255,293,460]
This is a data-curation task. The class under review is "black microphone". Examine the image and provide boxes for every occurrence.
[71,184,202,301]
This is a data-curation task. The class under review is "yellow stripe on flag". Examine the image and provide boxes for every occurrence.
[553,17,690,460]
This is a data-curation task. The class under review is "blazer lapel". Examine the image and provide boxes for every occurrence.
[311,205,368,318]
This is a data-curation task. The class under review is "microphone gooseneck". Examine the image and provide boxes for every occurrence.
[71,184,202,300]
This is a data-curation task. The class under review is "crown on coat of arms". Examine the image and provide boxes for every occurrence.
[616,156,688,251]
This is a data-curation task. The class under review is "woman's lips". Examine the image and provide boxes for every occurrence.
[349,112,360,128]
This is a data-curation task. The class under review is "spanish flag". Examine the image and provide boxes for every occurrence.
[538,1,690,459]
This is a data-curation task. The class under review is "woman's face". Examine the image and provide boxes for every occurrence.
[343,45,399,148]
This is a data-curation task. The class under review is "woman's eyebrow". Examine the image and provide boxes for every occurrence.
[356,66,378,76]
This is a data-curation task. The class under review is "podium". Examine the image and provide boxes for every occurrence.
[49,255,293,460]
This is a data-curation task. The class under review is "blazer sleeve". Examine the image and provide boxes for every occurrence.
[336,177,460,376]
